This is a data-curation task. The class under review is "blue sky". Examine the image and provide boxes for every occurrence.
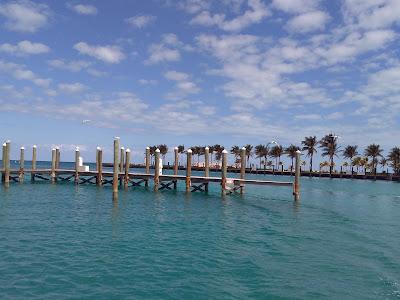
[0,0,399,162]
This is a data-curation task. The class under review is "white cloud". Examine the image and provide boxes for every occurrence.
[73,42,125,64]
[69,4,98,15]
[343,0,400,30]
[190,0,269,32]
[138,79,157,85]
[0,40,50,56]
[164,70,200,98]
[177,0,211,14]
[145,34,191,64]
[58,83,87,94]
[48,59,91,72]
[272,0,320,13]
[0,0,50,33]
[286,11,330,33]
[125,15,156,28]
[294,114,322,121]
[0,60,50,87]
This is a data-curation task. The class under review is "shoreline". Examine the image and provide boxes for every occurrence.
[102,163,400,182]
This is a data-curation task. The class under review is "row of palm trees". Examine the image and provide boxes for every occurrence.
[147,134,400,175]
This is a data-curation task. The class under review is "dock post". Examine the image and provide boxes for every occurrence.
[124,149,130,189]
[120,147,125,186]
[4,140,10,186]
[113,137,120,194]
[221,149,228,194]
[154,148,160,191]
[75,147,80,184]
[186,149,192,192]
[204,146,209,192]
[145,147,150,187]
[55,146,60,169]
[293,150,301,201]
[19,146,25,183]
[2,143,5,182]
[240,147,246,194]
[51,148,56,183]
[173,147,179,189]
[96,147,103,186]
[31,145,36,182]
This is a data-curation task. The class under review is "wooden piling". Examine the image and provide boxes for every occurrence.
[240,147,246,194]
[96,147,103,186]
[186,149,192,192]
[19,146,24,183]
[145,147,150,187]
[113,137,120,194]
[31,145,36,182]
[51,148,56,183]
[120,147,125,186]
[154,148,160,191]
[124,149,130,188]
[293,150,301,201]
[204,146,209,192]
[55,146,60,169]
[2,143,5,182]
[221,149,228,194]
[173,147,178,189]
[75,146,80,184]
[4,140,10,185]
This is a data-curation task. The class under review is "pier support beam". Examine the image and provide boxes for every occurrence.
[19,147,24,183]
[120,147,125,186]
[145,147,150,187]
[293,150,301,201]
[75,147,80,184]
[2,143,5,182]
[240,147,246,194]
[154,148,160,191]
[113,137,120,194]
[4,140,10,186]
[221,149,228,195]
[173,147,178,189]
[31,145,36,182]
[55,146,60,169]
[51,148,56,183]
[186,149,192,192]
[124,149,130,189]
[204,147,209,192]
[96,147,103,186]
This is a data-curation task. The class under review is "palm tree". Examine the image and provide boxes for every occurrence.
[379,158,387,173]
[149,145,157,165]
[352,156,362,173]
[208,145,215,166]
[270,145,283,170]
[213,144,224,164]
[343,145,358,174]
[190,146,200,165]
[364,144,383,175]
[244,144,253,167]
[319,134,340,176]
[230,145,240,160]
[388,147,400,175]
[285,144,300,172]
[254,144,266,169]
[157,144,168,162]
[301,136,317,173]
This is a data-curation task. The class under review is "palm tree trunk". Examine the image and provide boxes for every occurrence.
[309,155,313,174]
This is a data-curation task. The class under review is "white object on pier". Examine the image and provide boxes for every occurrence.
[78,156,89,172]
[159,158,163,175]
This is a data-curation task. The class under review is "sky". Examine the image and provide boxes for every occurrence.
[0,0,399,163]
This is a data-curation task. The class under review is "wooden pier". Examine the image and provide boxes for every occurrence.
[1,138,301,200]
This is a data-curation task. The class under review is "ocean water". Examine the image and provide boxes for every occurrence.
[0,164,399,299]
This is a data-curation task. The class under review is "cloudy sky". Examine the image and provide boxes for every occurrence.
[0,0,399,161]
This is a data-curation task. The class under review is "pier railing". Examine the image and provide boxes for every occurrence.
[1,138,301,200]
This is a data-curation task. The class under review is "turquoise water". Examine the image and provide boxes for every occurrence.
[0,166,399,299]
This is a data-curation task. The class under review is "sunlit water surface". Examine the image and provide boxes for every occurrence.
[0,163,399,299]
